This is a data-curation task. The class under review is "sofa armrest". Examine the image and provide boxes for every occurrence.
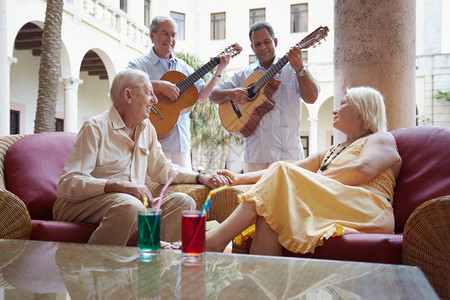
[402,195,450,299]
[0,189,32,239]
[0,134,28,189]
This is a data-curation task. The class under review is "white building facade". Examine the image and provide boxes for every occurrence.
[2,0,449,171]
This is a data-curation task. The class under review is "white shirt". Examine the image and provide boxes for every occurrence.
[128,48,205,153]
[215,58,320,163]
[57,106,197,202]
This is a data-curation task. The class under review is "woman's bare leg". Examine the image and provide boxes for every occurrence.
[250,216,282,256]
[206,200,257,252]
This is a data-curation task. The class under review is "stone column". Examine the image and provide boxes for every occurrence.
[60,77,83,132]
[334,0,416,141]
[0,57,18,136]
[0,0,8,135]
[307,117,318,155]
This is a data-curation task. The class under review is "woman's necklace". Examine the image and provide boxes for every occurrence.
[319,133,370,171]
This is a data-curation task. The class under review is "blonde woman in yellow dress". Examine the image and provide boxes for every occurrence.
[206,86,402,255]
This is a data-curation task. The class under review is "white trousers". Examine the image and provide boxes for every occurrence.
[53,192,196,246]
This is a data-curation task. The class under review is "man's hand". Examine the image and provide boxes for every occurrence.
[215,53,231,75]
[216,170,240,186]
[105,179,153,205]
[197,173,232,189]
[285,45,304,73]
[228,87,249,105]
[153,80,180,101]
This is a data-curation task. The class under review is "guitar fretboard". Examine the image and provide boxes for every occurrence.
[252,56,289,93]
[176,57,221,93]
[250,26,328,94]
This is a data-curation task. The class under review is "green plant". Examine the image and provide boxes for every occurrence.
[435,90,450,102]
[174,51,242,169]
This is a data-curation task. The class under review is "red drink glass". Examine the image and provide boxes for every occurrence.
[181,210,206,261]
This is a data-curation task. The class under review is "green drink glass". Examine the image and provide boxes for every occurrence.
[138,209,161,259]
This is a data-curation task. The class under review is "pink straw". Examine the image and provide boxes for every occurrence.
[156,177,173,215]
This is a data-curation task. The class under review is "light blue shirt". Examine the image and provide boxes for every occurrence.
[216,58,319,163]
[128,48,205,153]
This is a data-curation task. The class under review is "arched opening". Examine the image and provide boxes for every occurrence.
[80,50,109,80]
[317,96,334,150]
[76,49,113,128]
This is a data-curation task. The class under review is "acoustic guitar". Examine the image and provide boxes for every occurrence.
[149,43,242,137]
[218,26,329,138]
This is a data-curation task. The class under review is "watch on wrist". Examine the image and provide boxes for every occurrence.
[195,173,201,184]
[297,67,307,77]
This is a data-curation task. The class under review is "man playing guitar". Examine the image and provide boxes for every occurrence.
[210,21,320,172]
[128,16,230,169]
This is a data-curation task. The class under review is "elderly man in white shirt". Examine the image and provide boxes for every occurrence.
[128,15,230,169]
[53,69,228,246]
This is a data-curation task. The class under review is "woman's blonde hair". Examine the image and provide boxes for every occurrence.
[346,86,387,132]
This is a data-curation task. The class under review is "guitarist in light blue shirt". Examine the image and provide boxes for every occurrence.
[128,16,230,169]
[210,21,320,172]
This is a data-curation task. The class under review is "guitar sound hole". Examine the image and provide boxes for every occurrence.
[247,86,256,100]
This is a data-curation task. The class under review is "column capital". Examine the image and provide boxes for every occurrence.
[7,56,18,71]
[59,77,83,89]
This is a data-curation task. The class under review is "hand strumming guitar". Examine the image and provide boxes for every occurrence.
[152,80,180,101]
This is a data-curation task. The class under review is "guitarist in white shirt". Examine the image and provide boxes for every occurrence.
[210,21,320,172]
[128,16,230,170]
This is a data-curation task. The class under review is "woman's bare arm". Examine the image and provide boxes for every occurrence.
[321,132,402,185]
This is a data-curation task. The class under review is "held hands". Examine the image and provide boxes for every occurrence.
[198,173,232,189]
[285,45,304,73]
[216,169,240,186]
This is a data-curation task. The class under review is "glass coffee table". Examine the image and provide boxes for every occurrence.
[0,239,438,299]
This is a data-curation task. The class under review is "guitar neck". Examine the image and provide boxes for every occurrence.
[252,56,289,93]
[177,57,221,93]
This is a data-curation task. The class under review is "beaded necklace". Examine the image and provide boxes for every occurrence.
[319,133,370,171]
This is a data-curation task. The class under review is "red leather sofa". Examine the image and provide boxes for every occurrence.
[267,126,450,264]
[0,132,142,246]
[1,126,449,265]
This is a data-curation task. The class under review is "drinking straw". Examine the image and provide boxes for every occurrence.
[143,196,149,213]
[141,177,173,250]
[198,185,228,217]
[141,195,156,250]
[186,185,229,253]
[156,177,174,215]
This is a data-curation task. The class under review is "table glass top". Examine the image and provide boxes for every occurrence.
[0,239,438,299]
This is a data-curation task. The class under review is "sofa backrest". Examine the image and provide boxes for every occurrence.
[4,132,77,220]
[391,126,450,232]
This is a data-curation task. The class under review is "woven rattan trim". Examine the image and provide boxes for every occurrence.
[402,195,450,299]
[0,134,28,189]
[0,189,32,240]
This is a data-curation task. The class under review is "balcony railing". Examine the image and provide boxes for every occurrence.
[64,0,150,52]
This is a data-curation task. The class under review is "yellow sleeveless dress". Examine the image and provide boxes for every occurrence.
[237,137,396,254]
